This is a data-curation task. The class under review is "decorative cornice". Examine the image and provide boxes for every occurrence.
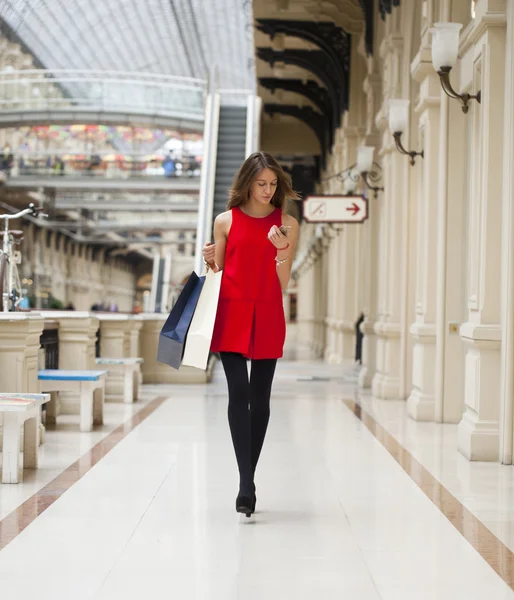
[257,47,345,123]
[460,322,502,346]
[459,10,507,56]
[256,19,351,111]
[264,103,328,167]
[379,0,401,21]
[358,0,374,56]
[259,77,334,147]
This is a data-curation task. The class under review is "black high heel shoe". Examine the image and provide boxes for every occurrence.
[251,482,256,514]
[236,494,253,518]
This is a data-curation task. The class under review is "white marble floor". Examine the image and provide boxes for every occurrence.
[0,357,513,599]
[0,389,158,520]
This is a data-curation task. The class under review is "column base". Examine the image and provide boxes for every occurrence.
[372,374,400,399]
[408,323,437,421]
[327,353,342,365]
[358,367,373,389]
[407,390,435,421]
[458,410,499,461]
[341,334,355,361]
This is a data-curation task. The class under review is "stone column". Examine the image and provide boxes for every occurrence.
[358,66,382,388]
[39,311,99,414]
[407,55,441,420]
[0,315,44,392]
[318,241,329,357]
[97,314,131,358]
[323,156,341,363]
[458,9,506,461]
[125,317,143,358]
[324,263,337,362]
[97,315,142,401]
[296,250,316,347]
[139,314,212,383]
[499,0,514,464]
[333,229,345,364]
[372,142,404,399]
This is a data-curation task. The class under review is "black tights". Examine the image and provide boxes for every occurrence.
[219,352,277,497]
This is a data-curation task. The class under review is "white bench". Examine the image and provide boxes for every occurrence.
[0,393,50,484]
[95,358,143,404]
[38,370,106,432]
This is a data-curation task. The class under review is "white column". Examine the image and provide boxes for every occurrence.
[149,250,160,313]
[499,0,514,464]
[359,71,382,389]
[407,62,441,420]
[458,14,506,461]
[323,156,341,363]
[359,190,380,387]
[325,229,340,362]
[372,144,404,399]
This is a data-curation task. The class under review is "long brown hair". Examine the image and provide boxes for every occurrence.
[227,152,300,212]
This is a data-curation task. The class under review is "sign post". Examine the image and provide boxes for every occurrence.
[303,195,369,224]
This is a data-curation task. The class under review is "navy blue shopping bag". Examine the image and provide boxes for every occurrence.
[157,271,205,370]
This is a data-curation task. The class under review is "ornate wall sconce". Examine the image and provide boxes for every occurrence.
[321,148,383,197]
[431,22,481,114]
[388,99,424,166]
[356,146,384,198]
[342,169,358,196]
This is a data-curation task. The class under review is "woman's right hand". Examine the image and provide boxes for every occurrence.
[202,241,216,267]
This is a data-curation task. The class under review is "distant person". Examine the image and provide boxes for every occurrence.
[355,312,365,365]
[66,302,75,310]
[0,143,13,173]
[18,296,30,310]
[163,154,175,177]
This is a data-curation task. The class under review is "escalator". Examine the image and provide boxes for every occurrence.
[211,105,248,223]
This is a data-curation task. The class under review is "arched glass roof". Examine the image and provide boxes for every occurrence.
[0,0,255,90]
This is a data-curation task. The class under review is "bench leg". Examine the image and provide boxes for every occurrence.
[80,385,94,432]
[93,383,104,426]
[133,366,139,402]
[46,392,58,425]
[2,413,21,484]
[24,414,38,469]
[124,369,134,404]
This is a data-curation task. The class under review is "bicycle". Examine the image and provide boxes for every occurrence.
[0,203,47,312]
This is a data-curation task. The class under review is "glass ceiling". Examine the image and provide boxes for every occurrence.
[0,0,255,91]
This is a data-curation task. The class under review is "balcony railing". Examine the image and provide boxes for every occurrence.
[0,69,207,125]
[1,151,201,183]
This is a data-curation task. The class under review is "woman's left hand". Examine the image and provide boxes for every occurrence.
[267,225,289,250]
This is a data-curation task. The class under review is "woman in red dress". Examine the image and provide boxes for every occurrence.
[202,152,299,517]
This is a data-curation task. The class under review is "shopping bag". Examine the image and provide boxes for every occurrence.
[181,269,223,370]
[157,271,205,370]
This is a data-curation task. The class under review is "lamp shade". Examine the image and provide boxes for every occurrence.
[356,146,374,174]
[430,22,462,71]
[388,99,410,134]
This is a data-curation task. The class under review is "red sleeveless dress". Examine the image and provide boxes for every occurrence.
[210,206,286,359]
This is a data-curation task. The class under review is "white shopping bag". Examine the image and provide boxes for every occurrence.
[181,268,223,370]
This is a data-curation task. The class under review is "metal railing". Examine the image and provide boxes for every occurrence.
[1,151,201,182]
[0,69,207,124]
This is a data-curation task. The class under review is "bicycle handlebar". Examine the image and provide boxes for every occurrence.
[0,203,48,220]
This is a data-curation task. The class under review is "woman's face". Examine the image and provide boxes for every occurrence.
[249,168,278,205]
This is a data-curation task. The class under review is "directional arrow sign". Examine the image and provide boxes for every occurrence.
[303,195,369,224]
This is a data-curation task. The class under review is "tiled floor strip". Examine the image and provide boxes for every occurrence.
[0,395,167,552]
[343,398,514,589]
